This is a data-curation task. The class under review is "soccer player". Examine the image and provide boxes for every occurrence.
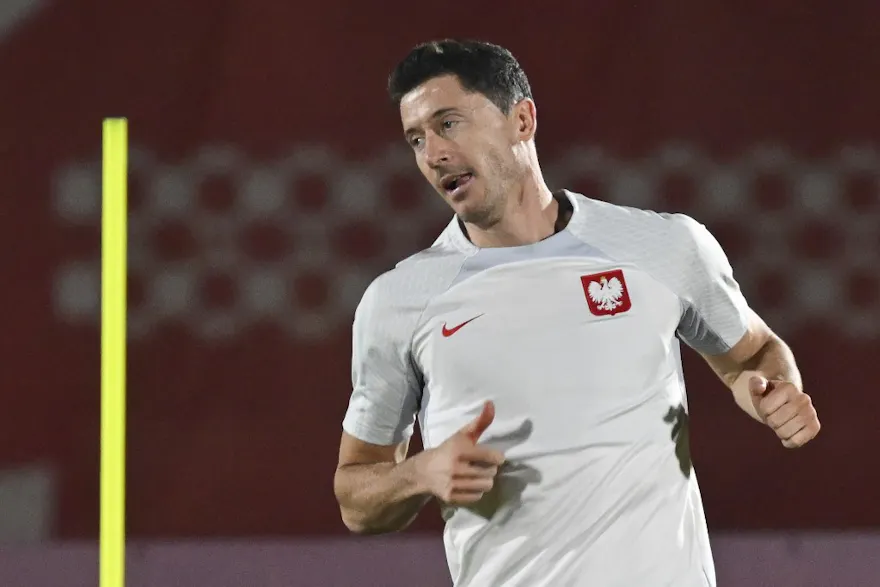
[333,39,820,586]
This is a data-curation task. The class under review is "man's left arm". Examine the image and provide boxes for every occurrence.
[699,309,820,448]
[668,213,820,448]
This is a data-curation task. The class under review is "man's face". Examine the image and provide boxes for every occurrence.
[399,75,522,226]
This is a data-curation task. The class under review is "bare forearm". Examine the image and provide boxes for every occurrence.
[334,456,432,534]
[730,335,802,421]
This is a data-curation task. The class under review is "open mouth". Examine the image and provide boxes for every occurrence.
[441,173,474,197]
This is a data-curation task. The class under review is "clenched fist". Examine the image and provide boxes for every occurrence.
[414,401,505,505]
[750,376,820,448]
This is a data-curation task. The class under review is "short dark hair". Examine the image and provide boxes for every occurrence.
[387,39,533,114]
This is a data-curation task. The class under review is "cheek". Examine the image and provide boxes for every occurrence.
[468,140,499,170]
[483,146,512,177]
[416,158,433,180]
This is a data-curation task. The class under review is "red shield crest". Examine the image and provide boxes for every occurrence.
[580,269,632,316]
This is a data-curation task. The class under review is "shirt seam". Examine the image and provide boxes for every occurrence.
[404,249,477,412]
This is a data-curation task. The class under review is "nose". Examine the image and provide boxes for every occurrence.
[423,132,452,169]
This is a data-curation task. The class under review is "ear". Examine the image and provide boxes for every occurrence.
[511,98,537,141]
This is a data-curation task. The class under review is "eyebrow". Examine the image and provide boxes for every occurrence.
[403,107,459,137]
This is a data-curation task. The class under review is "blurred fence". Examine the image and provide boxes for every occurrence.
[51,142,880,340]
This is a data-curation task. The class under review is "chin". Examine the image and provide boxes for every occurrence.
[447,184,479,209]
[449,196,477,218]
[439,182,493,224]
[454,201,496,227]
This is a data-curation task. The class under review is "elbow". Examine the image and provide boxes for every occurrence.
[339,507,369,534]
[338,507,398,536]
[333,466,414,535]
[334,490,392,535]
[334,482,378,534]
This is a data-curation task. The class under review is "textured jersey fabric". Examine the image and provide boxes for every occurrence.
[342,190,750,586]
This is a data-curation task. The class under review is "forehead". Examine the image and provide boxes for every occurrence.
[399,75,494,130]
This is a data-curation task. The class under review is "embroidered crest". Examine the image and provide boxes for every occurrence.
[581,269,632,316]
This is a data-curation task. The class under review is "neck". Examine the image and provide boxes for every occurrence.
[462,171,559,248]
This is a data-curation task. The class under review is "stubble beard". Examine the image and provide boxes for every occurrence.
[458,152,519,229]
[457,186,504,229]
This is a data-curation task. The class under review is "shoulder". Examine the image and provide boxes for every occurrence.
[355,222,470,328]
[567,191,736,294]
[568,191,718,259]
[572,192,705,241]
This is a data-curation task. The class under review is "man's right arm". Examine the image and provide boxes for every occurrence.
[336,272,432,534]
[333,433,432,534]
[336,271,503,534]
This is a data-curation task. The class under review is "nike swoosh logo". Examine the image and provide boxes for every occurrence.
[441,314,483,337]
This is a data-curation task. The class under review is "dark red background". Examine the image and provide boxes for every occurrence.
[1,0,877,539]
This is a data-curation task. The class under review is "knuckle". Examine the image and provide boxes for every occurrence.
[785,435,803,448]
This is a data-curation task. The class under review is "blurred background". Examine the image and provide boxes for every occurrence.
[1,0,878,585]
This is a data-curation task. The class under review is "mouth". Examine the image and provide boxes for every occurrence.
[440,172,475,199]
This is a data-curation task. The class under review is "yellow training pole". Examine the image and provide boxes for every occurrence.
[100,117,128,587]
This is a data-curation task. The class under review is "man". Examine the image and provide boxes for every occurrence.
[333,39,820,586]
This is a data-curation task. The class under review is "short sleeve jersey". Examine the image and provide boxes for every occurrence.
[342,191,750,587]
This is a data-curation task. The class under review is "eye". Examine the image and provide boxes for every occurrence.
[441,119,458,130]
[408,136,424,149]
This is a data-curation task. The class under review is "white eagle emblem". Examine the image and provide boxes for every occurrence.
[587,276,625,312]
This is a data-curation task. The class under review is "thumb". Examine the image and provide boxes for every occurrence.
[460,400,495,443]
[749,375,768,399]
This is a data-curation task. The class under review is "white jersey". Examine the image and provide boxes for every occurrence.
[342,191,751,587]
